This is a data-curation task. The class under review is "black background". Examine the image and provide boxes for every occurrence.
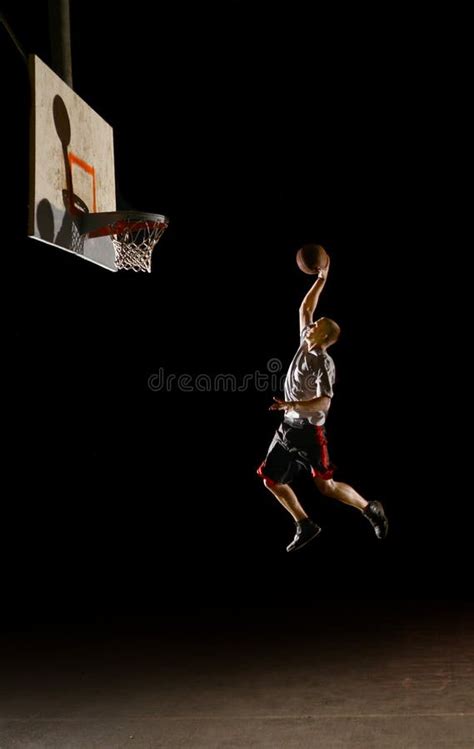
[1,1,467,630]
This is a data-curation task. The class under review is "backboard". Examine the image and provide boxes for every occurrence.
[28,55,117,271]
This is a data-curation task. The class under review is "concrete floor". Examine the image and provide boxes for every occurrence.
[0,602,473,748]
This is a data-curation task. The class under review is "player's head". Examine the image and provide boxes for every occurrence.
[304,317,340,351]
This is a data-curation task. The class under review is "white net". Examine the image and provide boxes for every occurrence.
[111,219,168,272]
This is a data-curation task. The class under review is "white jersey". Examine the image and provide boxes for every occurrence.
[283,324,335,426]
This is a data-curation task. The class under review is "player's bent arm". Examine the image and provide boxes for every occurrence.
[269,396,331,414]
[290,395,331,415]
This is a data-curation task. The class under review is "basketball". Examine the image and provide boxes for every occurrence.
[296,244,329,275]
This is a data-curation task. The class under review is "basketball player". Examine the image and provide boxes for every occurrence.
[257,254,388,552]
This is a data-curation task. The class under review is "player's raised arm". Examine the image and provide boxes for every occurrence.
[299,257,330,333]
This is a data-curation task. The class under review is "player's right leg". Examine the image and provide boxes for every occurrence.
[261,478,307,523]
[260,478,321,552]
[257,429,321,552]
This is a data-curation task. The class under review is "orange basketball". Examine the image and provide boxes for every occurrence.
[296,244,329,275]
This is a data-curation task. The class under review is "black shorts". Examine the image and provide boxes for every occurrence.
[257,419,335,485]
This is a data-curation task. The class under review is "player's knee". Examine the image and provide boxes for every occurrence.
[263,477,278,490]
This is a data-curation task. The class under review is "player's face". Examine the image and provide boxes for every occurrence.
[304,319,327,350]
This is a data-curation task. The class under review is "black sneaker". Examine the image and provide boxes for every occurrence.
[286,518,321,552]
[363,501,389,539]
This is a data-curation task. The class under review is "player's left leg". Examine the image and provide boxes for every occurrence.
[313,476,388,539]
[313,476,368,510]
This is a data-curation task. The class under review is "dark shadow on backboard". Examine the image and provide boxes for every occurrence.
[51,95,88,254]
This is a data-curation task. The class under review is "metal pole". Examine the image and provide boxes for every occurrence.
[48,0,73,88]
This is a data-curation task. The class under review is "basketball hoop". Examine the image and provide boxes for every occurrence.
[79,211,169,272]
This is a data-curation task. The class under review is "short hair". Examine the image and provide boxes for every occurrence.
[321,317,341,347]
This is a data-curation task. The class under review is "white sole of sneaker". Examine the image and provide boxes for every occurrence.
[286,526,321,552]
